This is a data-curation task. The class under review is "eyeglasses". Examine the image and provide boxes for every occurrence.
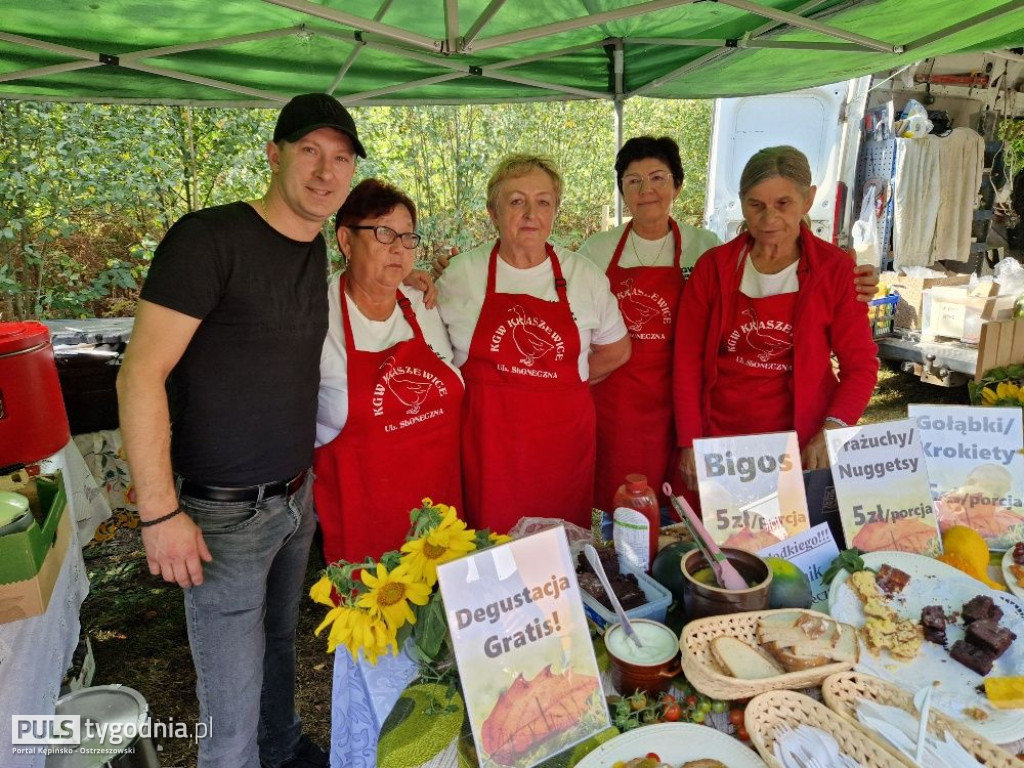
[622,171,674,192]
[344,224,422,249]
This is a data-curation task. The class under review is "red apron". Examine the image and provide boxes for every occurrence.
[313,277,464,564]
[592,220,685,512]
[711,273,797,439]
[460,241,595,533]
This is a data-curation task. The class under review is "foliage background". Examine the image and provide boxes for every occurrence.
[0,98,711,320]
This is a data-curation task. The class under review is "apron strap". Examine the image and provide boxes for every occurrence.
[609,219,683,271]
[339,276,425,353]
[487,239,571,305]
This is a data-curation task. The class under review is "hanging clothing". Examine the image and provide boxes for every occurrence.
[459,242,596,533]
[591,219,686,512]
[893,135,941,268]
[313,276,464,564]
[932,127,985,263]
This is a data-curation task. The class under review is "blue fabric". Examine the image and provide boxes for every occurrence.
[330,644,419,768]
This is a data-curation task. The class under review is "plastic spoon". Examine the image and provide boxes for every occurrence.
[583,544,643,648]
[663,483,748,591]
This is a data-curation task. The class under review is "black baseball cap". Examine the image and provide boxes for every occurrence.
[273,92,366,158]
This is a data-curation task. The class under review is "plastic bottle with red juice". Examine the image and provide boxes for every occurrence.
[612,473,660,572]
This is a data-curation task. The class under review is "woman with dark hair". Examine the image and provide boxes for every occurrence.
[675,146,878,490]
[579,136,722,512]
[314,178,463,563]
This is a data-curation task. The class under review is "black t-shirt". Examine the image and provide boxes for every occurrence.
[140,202,328,485]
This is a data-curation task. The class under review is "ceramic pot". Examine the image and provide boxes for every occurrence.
[680,547,771,621]
[604,619,680,696]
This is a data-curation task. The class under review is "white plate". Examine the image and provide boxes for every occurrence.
[828,551,1024,744]
[575,722,767,768]
[1002,548,1024,601]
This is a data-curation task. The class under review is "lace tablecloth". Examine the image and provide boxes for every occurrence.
[0,441,111,768]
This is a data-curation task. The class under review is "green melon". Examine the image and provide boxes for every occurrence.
[651,541,698,604]
[764,556,813,609]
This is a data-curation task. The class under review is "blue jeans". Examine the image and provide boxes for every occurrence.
[179,474,316,768]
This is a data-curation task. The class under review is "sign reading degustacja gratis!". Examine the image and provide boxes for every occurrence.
[436,527,608,768]
[825,419,941,555]
[908,404,1024,549]
[693,431,810,552]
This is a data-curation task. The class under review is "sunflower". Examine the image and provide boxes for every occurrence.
[357,563,431,630]
[401,510,477,586]
[315,604,397,661]
[309,575,335,608]
[488,532,512,545]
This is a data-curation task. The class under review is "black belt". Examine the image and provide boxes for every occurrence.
[178,470,307,503]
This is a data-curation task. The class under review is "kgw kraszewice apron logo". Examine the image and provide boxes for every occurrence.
[615,278,672,336]
[491,305,566,368]
[725,307,793,363]
[375,356,449,417]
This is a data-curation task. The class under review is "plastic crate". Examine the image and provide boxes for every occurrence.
[580,558,673,630]
[868,294,897,339]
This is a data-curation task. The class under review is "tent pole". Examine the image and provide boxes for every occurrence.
[613,40,625,226]
[614,98,624,226]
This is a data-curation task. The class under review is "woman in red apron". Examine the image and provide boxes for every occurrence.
[580,137,722,513]
[437,155,631,533]
[314,180,463,564]
[674,146,878,493]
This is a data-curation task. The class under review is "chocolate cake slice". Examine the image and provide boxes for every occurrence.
[920,605,947,645]
[875,563,911,595]
[965,619,1016,658]
[961,595,1003,625]
[950,639,996,676]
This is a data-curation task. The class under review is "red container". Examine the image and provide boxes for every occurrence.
[613,473,660,573]
[0,322,70,468]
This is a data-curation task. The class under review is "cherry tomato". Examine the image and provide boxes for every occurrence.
[735,725,750,741]
[711,699,729,714]
[685,694,698,707]
[662,703,682,722]
[646,753,661,762]
[728,708,745,727]
[697,699,712,714]
[630,693,647,711]
[691,709,707,724]
[659,693,677,707]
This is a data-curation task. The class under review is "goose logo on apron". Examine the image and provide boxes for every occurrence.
[490,304,566,370]
[375,355,449,429]
[725,306,793,370]
[614,278,672,337]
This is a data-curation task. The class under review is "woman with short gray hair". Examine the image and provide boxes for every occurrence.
[674,145,878,491]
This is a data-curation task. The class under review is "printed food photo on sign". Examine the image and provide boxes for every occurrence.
[825,419,942,555]
[693,431,810,552]
[436,527,609,768]
[909,404,1024,550]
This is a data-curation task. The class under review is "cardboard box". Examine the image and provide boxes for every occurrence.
[0,473,69,624]
[922,286,1018,343]
[890,270,970,330]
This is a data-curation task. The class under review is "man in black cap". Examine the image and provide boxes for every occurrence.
[119,93,365,768]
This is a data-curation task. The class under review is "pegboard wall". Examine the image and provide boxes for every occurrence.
[854,137,897,270]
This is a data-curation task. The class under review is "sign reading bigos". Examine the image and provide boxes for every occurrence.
[12,715,81,745]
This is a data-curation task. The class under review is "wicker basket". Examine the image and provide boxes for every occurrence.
[679,609,856,700]
[745,689,915,768]
[822,671,1022,767]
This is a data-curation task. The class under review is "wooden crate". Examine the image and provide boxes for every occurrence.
[975,317,1024,380]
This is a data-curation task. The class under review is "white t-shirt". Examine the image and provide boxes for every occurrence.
[437,242,627,381]
[316,275,460,446]
[739,257,800,298]
[578,220,722,275]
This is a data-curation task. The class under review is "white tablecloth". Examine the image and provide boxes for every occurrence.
[0,441,111,768]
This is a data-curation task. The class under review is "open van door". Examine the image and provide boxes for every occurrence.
[704,77,871,245]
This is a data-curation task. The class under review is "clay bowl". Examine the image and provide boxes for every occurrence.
[604,619,681,696]
[680,547,771,621]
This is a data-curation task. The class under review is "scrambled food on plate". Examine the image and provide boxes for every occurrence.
[1011,542,1024,588]
[847,569,922,660]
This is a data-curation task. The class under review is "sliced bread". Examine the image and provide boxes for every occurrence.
[710,636,786,679]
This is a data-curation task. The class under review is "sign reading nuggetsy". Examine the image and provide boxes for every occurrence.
[436,527,608,768]
[825,419,941,555]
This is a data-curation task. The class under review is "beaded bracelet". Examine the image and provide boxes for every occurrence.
[138,506,185,528]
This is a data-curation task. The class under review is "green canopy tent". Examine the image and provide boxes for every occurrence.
[2,0,1023,107]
